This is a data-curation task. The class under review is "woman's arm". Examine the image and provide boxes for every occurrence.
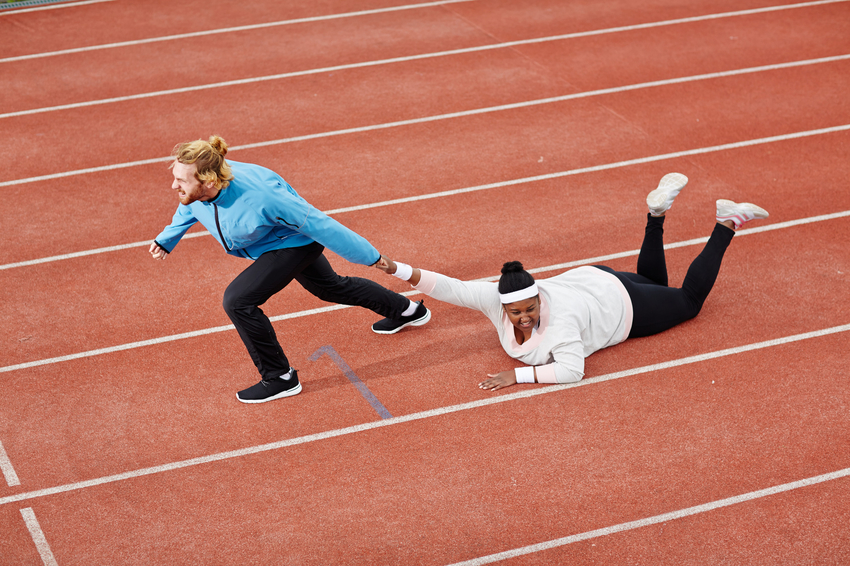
[478,361,584,391]
[374,256,422,285]
[479,369,522,391]
[375,256,500,315]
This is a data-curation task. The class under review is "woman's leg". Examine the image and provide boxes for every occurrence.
[616,223,735,338]
[223,243,324,380]
[623,195,768,338]
[637,171,689,285]
[636,214,669,286]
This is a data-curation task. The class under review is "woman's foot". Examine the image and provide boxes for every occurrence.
[716,199,770,230]
[647,173,688,216]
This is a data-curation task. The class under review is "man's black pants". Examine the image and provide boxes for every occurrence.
[222,242,408,380]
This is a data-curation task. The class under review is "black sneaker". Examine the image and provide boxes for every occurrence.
[236,370,302,404]
[371,300,431,334]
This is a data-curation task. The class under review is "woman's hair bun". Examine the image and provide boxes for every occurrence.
[501,261,525,275]
[208,135,228,157]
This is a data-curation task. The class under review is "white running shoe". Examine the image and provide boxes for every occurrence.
[716,199,769,229]
[646,173,688,216]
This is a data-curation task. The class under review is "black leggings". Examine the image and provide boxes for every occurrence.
[222,242,409,380]
[596,215,735,338]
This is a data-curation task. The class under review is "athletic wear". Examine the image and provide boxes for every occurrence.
[222,243,409,380]
[371,300,431,334]
[411,214,736,384]
[646,172,688,216]
[237,370,302,403]
[413,266,633,384]
[155,160,415,389]
[602,215,734,338]
[155,160,380,265]
[716,199,770,229]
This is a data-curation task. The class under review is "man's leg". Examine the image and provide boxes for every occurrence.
[296,253,430,334]
[295,253,410,318]
[223,243,324,381]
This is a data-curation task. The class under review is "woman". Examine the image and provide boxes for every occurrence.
[374,173,768,391]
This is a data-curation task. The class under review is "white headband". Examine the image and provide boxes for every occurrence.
[499,283,539,304]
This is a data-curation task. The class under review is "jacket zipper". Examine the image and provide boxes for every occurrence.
[213,203,251,259]
[213,203,230,251]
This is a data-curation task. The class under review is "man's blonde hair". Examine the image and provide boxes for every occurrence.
[172,135,234,190]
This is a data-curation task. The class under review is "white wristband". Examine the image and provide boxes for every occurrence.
[515,366,535,383]
[392,262,413,281]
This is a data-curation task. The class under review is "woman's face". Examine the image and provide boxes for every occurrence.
[503,297,541,333]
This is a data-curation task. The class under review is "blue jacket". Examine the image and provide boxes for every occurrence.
[155,160,380,265]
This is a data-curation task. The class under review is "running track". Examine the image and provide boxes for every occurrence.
[0,0,848,564]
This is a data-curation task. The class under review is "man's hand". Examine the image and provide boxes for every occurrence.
[149,242,168,260]
[374,255,397,274]
[479,370,518,392]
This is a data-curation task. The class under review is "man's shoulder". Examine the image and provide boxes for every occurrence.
[230,161,294,192]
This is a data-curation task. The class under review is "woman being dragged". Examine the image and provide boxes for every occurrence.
[375,173,769,391]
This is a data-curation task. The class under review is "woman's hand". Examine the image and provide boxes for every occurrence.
[479,370,517,392]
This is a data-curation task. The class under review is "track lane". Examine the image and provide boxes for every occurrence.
[0,0,467,57]
[509,2,850,92]
[2,0,848,562]
[2,144,849,366]
[1,218,847,490]
[456,477,850,565]
[2,70,849,266]
[0,2,496,115]
[3,5,848,181]
[5,0,840,111]
[0,332,847,563]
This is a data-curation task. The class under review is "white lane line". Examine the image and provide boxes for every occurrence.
[20,508,59,566]
[320,124,850,214]
[0,155,171,187]
[3,15,848,121]
[2,0,843,63]
[1,322,848,508]
[445,467,850,566]
[0,439,21,486]
[527,210,850,278]
[0,209,847,376]
[1,54,849,187]
[0,231,209,271]
[2,126,849,273]
[0,0,474,61]
[0,0,114,16]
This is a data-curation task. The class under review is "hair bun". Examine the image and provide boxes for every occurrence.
[208,135,228,157]
[501,261,524,275]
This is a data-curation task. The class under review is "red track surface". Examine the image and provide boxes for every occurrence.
[1,0,848,564]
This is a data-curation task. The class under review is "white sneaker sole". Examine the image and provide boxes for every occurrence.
[236,382,302,404]
[646,172,688,215]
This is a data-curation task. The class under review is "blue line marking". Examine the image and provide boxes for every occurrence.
[309,345,393,419]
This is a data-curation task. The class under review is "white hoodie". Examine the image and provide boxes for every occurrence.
[414,266,633,383]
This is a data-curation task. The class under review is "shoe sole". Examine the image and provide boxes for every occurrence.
[371,308,431,335]
[646,172,688,214]
[236,382,302,404]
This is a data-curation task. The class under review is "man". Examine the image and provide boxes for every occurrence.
[150,136,429,403]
